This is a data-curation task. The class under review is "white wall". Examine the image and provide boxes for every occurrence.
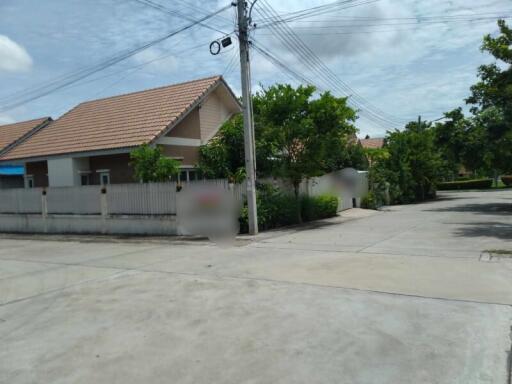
[73,157,90,186]
[48,158,75,187]
[47,157,90,187]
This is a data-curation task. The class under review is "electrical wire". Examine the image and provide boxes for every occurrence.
[254,0,408,129]
[255,0,405,128]
[255,0,382,28]
[132,0,232,35]
[0,4,232,113]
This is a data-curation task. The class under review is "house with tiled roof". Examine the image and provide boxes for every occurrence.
[0,76,241,188]
[0,117,52,188]
[358,136,385,150]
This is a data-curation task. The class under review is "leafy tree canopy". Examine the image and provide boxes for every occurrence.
[199,83,360,189]
[373,121,443,204]
[465,19,512,174]
[130,144,180,183]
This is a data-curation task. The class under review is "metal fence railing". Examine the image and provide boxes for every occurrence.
[106,182,178,215]
[46,186,102,215]
[0,180,246,217]
[0,188,43,214]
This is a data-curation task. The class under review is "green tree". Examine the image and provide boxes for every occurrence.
[199,83,359,189]
[466,19,512,174]
[375,121,443,203]
[255,84,357,197]
[130,144,180,183]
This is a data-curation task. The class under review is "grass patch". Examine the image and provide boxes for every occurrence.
[485,249,512,257]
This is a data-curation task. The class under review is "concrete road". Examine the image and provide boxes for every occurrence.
[0,190,511,383]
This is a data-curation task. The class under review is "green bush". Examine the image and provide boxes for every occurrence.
[501,175,512,186]
[437,178,493,190]
[301,195,339,221]
[239,185,338,233]
[361,192,378,210]
[239,184,299,232]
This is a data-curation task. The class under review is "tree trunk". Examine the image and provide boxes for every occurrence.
[293,181,302,223]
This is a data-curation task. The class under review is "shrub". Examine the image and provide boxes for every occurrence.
[501,175,512,186]
[361,192,378,210]
[239,186,339,233]
[239,184,300,232]
[437,178,493,190]
[301,194,339,221]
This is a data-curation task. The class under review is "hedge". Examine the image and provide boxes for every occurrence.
[301,195,339,221]
[239,185,338,232]
[501,175,512,186]
[437,178,493,190]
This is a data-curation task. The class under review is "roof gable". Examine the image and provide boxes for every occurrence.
[0,76,235,161]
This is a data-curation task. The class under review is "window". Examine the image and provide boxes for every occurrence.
[26,176,34,189]
[100,172,110,185]
[188,170,198,181]
[80,174,90,186]
[179,171,188,183]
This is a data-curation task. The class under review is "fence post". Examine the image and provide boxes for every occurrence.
[42,189,48,233]
[100,187,108,234]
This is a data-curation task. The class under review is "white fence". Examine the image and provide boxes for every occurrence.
[261,169,369,211]
[107,182,177,215]
[47,186,102,215]
[0,173,365,235]
[0,188,43,214]
[0,180,244,218]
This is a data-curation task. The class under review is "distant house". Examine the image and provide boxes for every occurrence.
[359,136,385,150]
[0,76,241,188]
[0,117,52,188]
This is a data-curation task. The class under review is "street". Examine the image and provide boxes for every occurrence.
[1,190,511,383]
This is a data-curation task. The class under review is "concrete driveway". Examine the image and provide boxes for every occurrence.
[0,190,511,383]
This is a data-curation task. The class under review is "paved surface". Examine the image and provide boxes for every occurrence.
[0,190,511,383]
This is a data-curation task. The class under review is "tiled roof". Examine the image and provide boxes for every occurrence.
[0,76,224,161]
[359,137,385,149]
[0,117,51,153]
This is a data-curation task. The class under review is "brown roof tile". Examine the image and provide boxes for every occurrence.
[0,76,224,161]
[0,117,50,153]
[359,137,385,149]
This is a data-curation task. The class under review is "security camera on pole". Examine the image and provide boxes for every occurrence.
[237,0,258,235]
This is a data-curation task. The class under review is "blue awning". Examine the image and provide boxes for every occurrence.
[0,165,24,176]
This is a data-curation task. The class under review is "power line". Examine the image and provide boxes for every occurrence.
[254,0,407,129]
[255,0,382,28]
[256,18,512,36]
[132,0,232,35]
[260,16,512,29]
[256,0,405,128]
[267,11,512,22]
[252,42,398,130]
[0,4,232,113]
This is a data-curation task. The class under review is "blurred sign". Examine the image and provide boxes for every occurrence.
[177,183,241,244]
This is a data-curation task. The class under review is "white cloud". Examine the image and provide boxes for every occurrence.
[132,47,179,74]
[0,35,33,72]
[0,113,15,125]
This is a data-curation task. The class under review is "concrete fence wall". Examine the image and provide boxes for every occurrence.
[0,172,365,236]
[0,180,243,236]
[260,169,369,212]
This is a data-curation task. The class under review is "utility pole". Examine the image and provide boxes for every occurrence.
[237,0,258,235]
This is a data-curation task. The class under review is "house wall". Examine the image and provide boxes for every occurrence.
[25,161,48,188]
[166,108,200,139]
[89,153,134,184]
[160,145,199,167]
[199,88,233,143]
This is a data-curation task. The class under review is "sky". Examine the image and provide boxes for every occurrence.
[0,0,510,137]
